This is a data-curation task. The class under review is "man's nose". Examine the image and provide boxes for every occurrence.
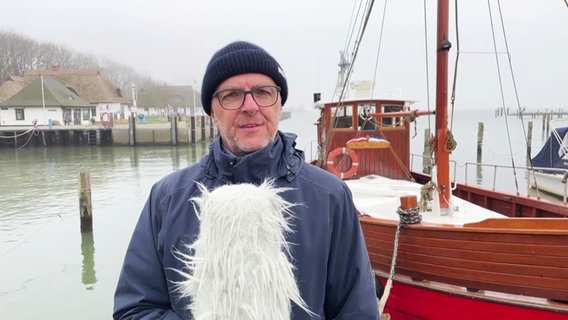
[241,92,260,112]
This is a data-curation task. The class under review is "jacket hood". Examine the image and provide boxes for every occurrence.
[200,131,305,184]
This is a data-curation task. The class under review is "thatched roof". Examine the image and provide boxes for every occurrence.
[24,69,130,104]
[137,85,201,109]
[0,76,93,108]
[0,75,26,103]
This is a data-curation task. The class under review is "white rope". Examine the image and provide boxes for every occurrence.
[0,128,34,139]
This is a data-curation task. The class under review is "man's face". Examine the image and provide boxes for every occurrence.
[210,73,283,156]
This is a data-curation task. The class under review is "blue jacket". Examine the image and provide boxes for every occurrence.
[113,131,378,319]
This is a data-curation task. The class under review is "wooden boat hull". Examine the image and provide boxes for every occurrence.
[314,95,568,318]
[361,216,568,318]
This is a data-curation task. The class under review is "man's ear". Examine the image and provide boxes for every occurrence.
[210,111,218,126]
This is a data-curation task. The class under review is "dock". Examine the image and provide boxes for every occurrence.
[0,117,218,149]
[494,108,567,119]
[0,111,293,149]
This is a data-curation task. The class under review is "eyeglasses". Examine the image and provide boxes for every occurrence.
[212,85,281,110]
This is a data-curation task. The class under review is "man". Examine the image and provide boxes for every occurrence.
[113,40,378,319]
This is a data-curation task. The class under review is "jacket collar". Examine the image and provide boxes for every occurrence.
[201,131,304,184]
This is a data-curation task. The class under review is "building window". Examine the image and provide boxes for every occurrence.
[15,108,25,120]
[83,109,90,121]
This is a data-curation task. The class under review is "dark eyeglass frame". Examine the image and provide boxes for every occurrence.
[212,85,281,110]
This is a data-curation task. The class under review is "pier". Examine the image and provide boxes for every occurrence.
[494,107,567,119]
[0,116,218,149]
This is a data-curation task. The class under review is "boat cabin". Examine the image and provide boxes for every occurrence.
[315,98,419,180]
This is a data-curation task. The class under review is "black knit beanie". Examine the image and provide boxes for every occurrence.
[200,41,288,116]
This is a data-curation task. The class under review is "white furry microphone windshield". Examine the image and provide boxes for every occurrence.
[174,180,312,320]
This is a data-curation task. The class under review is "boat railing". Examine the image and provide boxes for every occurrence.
[462,162,567,201]
[410,153,568,204]
[305,145,567,204]
[303,140,319,162]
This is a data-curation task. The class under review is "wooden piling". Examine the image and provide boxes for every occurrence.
[171,115,178,146]
[79,170,93,233]
[477,122,484,163]
[129,113,136,146]
[422,128,432,174]
[209,117,215,138]
[527,121,533,166]
[201,116,206,142]
[546,113,551,138]
[190,116,196,143]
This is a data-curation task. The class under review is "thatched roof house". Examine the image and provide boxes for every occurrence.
[0,67,133,121]
[137,85,203,116]
[0,76,92,108]
[23,69,130,105]
[0,75,26,103]
[0,76,95,126]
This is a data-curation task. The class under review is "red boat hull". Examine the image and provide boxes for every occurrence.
[381,280,568,320]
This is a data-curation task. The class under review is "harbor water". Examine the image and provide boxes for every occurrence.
[0,108,560,319]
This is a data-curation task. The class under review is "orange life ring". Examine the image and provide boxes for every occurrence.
[101,112,113,128]
[326,147,359,179]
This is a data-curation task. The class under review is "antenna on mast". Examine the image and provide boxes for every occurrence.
[335,50,351,100]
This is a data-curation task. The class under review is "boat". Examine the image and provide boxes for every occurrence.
[528,120,568,200]
[311,1,568,319]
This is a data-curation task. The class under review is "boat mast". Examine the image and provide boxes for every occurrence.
[435,0,451,209]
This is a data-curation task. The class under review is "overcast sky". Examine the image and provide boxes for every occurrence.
[1,0,566,111]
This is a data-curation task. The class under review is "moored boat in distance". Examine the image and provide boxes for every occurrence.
[528,120,568,201]
[311,1,568,319]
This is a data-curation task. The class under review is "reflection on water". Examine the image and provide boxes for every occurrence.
[81,231,96,290]
[0,144,209,319]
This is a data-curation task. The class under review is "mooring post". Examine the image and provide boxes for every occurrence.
[129,113,136,146]
[171,114,178,146]
[79,170,93,233]
[422,128,432,174]
[201,116,206,141]
[477,122,484,163]
[527,121,533,166]
[190,115,196,143]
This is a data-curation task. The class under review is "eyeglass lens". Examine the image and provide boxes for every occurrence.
[216,86,280,110]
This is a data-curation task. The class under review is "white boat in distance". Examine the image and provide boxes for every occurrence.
[529,119,568,200]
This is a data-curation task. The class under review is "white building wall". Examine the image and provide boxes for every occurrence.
[0,106,97,126]
[0,106,61,126]
[97,102,121,113]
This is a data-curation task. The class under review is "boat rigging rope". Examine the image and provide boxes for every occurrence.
[369,0,389,99]
[419,181,438,212]
[449,0,460,131]
[488,0,522,196]
[379,204,422,314]
[319,0,376,165]
[445,130,458,152]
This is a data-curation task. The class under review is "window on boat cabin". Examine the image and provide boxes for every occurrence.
[331,104,355,129]
[382,105,404,127]
[358,103,377,130]
[15,108,25,121]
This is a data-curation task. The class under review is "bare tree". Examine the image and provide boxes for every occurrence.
[0,30,161,92]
